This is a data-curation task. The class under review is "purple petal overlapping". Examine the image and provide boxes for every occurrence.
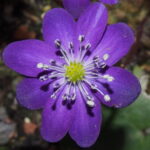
[63,0,118,18]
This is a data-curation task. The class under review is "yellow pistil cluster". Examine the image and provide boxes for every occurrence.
[65,62,85,83]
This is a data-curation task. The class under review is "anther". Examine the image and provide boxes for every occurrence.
[37,63,44,69]
[78,35,85,42]
[92,56,107,69]
[87,95,94,101]
[51,93,57,99]
[91,84,98,90]
[69,42,74,49]
[94,61,106,69]
[50,81,66,99]
[84,79,98,91]
[37,63,49,70]
[78,83,95,107]
[93,56,99,62]
[103,54,109,61]
[71,93,76,101]
[43,64,49,70]
[54,39,70,64]
[62,93,67,100]
[78,43,91,61]
[53,83,60,88]
[99,62,106,68]
[54,39,61,48]
[71,85,76,101]
[86,100,95,107]
[103,74,114,82]
[84,80,109,101]
[67,94,72,100]
[85,43,91,50]
[81,45,85,51]
[62,93,72,101]
[104,94,111,102]
[49,60,56,65]
[86,95,95,107]
[39,75,48,81]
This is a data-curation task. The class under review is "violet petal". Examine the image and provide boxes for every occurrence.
[76,2,108,51]
[97,67,141,108]
[89,23,135,66]
[43,8,76,53]
[69,89,102,147]
[16,78,52,110]
[62,0,90,19]
[40,94,75,142]
[3,40,58,77]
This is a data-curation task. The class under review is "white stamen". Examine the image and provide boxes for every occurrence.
[37,62,65,73]
[68,42,74,60]
[84,62,94,68]
[53,83,60,88]
[71,85,76,101]
[49,59,56,65]
[62,93,67,100]
[39,75,48,81]
[85,75,99,79]
[37,63,43,68]
[51,93,57,99]
[85,43,91,50]
[95,61,106,69]
[78,83,95,107]
[50,81,66,99]
[69,42,74,49]
[48,72,64,79]
[86,100,95,107]
[37,63,49,70]
[104,95,111,102]
[84,79,107,97]
[85,66,95,71]
[78,35,85,42]
[103,54,109,61]
[62,83,73,101]
[78,83,88,96]
[54,39,61,47]
[85,71,99,77]
[93,56,99,62]
[84,79,97,90]
[43,64,49,70]
[103,74,114,82]
[71,93,76,101]
[54,39,71,64]
[79,43,91,62]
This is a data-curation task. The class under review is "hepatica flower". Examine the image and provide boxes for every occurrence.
[63,0,119,18]
[3,3,141,148]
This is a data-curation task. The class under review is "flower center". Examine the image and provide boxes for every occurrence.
[36,37,114,107]
[65,62,85,83]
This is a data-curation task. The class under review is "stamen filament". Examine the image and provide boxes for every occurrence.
[78,82,95,107]
[37,63,65,73]
[54,39,71,64]
[51,81,66,99]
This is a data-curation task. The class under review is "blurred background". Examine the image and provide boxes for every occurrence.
[0,0,150,149]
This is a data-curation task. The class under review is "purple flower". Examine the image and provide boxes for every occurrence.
[3,3,140,148]
[63,0,118,18]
